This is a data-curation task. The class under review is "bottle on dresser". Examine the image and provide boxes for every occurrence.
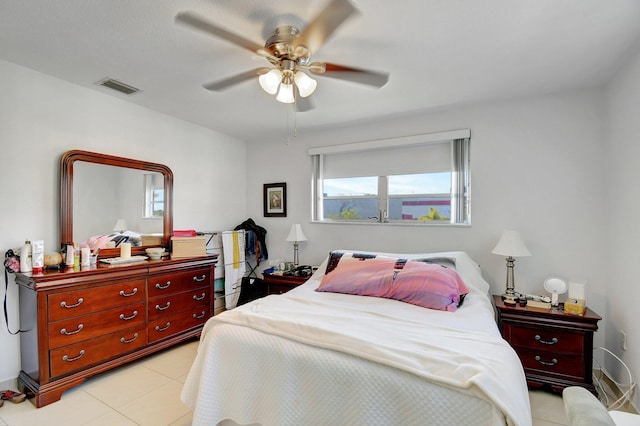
[20,239,32,273]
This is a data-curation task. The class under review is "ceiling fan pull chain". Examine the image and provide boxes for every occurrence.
[285,106,291,145]
[284,101,298,145]
[294,101,298,138]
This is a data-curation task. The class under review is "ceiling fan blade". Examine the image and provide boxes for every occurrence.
[295,0,359,54]
[310,62,389,88]
[202,68,269,91]
[176,12,264,54]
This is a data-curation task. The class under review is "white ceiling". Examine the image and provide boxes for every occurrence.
[2,0,640,142]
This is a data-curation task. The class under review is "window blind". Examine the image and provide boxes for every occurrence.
[322,141,452,179]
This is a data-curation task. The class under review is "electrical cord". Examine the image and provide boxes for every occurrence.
[592,346,636,411]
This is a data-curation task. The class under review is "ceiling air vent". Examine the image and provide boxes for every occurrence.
[97,78,141,95]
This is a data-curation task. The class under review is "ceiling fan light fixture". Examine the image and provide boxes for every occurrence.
[294,71,317,98]
[178,5,389,109]
[276,82,295,103]
[258,68,283,95]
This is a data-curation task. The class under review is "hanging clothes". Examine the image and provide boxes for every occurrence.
[234,218,268,263]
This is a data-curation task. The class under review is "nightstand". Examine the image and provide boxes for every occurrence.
[262,273,308,295]
[493,295,601,394]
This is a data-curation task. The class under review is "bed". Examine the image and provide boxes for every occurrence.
[181,251,532,426]
[83,230,144,251]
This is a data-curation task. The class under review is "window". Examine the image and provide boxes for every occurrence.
[143,173,165,219]
[310,130,470,225]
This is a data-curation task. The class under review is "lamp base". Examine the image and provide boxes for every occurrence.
[292,241,299,267]
[502,292,518,306]
[502,256,518,305]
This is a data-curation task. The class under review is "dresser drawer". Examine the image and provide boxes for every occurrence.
[148,305,209,342]
[147,268,211,298]
[48,279,145,322]
[49,325,146,378]
[148,287,210,321]
[48,302,144,349]
[515,346,585,380]
[504,322,583,355]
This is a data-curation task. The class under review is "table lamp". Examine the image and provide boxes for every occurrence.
[113,219,128,233]
[492,229,531,305]
[286,224,307,267]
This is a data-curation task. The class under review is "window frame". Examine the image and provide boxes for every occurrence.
[143,173,165,219]
[309,130,471,226]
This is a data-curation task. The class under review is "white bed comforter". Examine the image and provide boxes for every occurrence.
[182,251,532,426]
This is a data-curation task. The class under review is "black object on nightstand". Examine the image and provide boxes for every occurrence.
[262,272,308,295]
[494,295,602,394]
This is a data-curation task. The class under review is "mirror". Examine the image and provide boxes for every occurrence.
[60,150,173,254]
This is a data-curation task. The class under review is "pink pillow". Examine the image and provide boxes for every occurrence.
[316,253,468,311]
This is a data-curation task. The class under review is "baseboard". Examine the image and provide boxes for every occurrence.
[594,369,639,414]
[0,376,18,392]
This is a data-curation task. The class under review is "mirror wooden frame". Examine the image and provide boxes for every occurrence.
[60,150,173,256]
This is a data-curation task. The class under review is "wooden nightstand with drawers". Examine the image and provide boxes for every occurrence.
[262,273,308,295]
[493,295,601,394]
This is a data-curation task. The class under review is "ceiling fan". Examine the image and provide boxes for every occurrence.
[175,0,389,109]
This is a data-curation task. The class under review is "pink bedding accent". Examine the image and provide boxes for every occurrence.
[83,234,113,251]
[316,253,469,311]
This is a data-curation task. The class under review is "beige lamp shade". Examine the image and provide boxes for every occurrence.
[492,230,531,257]
[113,219,128,233]
[286,224,308,242]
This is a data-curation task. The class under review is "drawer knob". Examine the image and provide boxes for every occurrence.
[534,355,558,366]
[193,274,206,283]
[60,298,84,309]
[155,322,171,332]
[119,288,138,297]
[155,281,171,290]
[62,350,85,362]
[155,302,171,311]
[120,333,139,344]
[119,311,138,321]
[534,335,558,345]
[193,292,206,301]
[193,310,206,319]
[60,324,84,335]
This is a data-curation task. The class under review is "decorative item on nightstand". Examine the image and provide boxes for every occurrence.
[285,224,307,267]
[543,277,567,308]
[492,229,531,306]
[565,280,587,315]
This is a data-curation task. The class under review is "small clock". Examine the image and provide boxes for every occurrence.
[544,277,567,307]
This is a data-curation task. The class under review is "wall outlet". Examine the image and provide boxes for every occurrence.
[620,330,628,351]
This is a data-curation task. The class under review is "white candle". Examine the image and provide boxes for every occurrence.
[120,242,131,259]
[568,281,586,300]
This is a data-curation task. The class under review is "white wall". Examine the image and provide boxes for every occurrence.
[246,89,608,348]
[0,59,247,385]
[604,43,640,409]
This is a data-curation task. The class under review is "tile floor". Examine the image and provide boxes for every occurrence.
[0,339,568,425]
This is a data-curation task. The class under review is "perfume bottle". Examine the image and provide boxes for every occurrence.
[73,242,80,269]
[65,244,75,267]
[20,239,32,273]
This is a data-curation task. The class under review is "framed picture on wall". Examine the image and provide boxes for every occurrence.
[264,182,287,217]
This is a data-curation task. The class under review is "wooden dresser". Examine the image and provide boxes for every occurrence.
[15,255,217,408]
[494,295,601,393]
